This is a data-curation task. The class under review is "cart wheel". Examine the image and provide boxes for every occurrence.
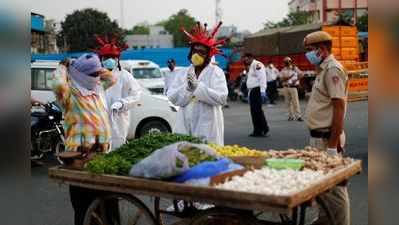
[189,208,260,225]
[83,194,157,225]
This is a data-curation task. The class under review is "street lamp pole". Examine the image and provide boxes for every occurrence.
[120,0,125,28]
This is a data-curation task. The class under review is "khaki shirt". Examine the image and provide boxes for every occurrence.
[279,66,302,87]
[305,55,349,130]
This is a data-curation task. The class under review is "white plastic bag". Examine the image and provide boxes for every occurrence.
[129,142,217,179]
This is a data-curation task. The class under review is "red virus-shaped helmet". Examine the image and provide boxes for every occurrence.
[181,21,226,57]
[94,35,128,58]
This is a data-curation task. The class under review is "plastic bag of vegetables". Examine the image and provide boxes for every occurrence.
[173,158,244,184]
[129,142,218,179]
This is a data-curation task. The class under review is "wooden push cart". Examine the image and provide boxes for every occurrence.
[49,160,361,225]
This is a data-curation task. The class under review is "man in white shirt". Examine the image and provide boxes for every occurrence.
[242,53,270,137]
[163,58,180,95]
[265,61,279,105]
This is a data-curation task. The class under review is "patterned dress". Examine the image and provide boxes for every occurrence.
[52,65,116,152]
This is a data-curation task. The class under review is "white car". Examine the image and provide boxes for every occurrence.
[31,60,177,139]
[120,60,165,95]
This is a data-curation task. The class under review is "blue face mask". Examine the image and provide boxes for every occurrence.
[102,58,117,70]
[305,50,322,65]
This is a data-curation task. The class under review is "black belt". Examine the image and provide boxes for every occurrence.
[310,130,331,139]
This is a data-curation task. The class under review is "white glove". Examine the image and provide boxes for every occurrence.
[111,101,123,113]
[326,147,338,156]
[187,73,198,92]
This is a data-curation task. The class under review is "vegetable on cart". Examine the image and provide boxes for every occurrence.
[49,136,363,225]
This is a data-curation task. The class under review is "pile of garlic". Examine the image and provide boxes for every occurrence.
[216,168,325,196]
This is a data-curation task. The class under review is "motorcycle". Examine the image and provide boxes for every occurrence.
[31,101,65,164]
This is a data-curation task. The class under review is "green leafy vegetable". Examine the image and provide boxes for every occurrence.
[85,133,204,175]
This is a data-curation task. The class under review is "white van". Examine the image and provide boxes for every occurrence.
[31,60,177,138]
[120,60,165,95]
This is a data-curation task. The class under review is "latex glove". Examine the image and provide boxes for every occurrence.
[187,73,198,92]
[261,91,267,103]
[111,101,123,113]
[326,147,338,156]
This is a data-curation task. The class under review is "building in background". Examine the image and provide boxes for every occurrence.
[288,0,368,24]
[31,12,45,53]
[126,26,174,49]
[31,12,59,53]
[44,19,59,53]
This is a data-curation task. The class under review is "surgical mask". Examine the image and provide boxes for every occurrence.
[305,50,322,65]
[191,53,205,66]
[102,58,117,70]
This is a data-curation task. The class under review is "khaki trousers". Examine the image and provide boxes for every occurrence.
[309,135,350,225]
[283,87,301,118]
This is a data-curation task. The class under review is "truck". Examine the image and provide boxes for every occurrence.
[228,23,367,98]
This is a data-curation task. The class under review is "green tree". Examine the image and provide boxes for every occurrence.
[264,11,314,29]
[127,23,150,35]
[357,13,368,32]
[162,9,197,47]
[57,8,126,52]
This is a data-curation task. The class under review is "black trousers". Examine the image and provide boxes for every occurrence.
[249,87,269,135]
[70,186,120,225]
[267,80,278,104]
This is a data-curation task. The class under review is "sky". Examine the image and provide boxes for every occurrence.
[32,0,290,33]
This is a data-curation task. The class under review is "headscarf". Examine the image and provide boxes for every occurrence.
[68,53,102,95]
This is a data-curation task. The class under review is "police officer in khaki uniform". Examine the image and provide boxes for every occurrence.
[279,57,304,121]
[304,31,350,225]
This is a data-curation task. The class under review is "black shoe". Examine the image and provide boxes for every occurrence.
[296,117,303,121]
[262,132,270,137]
[249,133,267,138]
[288,117,294,121]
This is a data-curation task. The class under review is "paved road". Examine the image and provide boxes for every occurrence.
[31,100,368,225]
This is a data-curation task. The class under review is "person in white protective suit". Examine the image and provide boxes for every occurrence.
[95,36,142,150]
[167,22,228,145]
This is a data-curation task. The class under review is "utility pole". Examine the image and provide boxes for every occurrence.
[120,0,125,28]
[215,0,222,24]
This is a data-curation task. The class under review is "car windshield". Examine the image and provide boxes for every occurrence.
[31,68,56,90]
[132,68,162,79]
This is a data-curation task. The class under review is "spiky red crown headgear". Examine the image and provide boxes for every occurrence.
[94,35,128,58]
[181,21,226,57]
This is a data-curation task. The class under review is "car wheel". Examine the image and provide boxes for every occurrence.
[138,119,170,138]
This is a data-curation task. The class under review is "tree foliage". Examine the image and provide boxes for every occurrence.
[127,23,150,35]
[57,8,126,52]
[264,11,314,29]
[162,9,197,47]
